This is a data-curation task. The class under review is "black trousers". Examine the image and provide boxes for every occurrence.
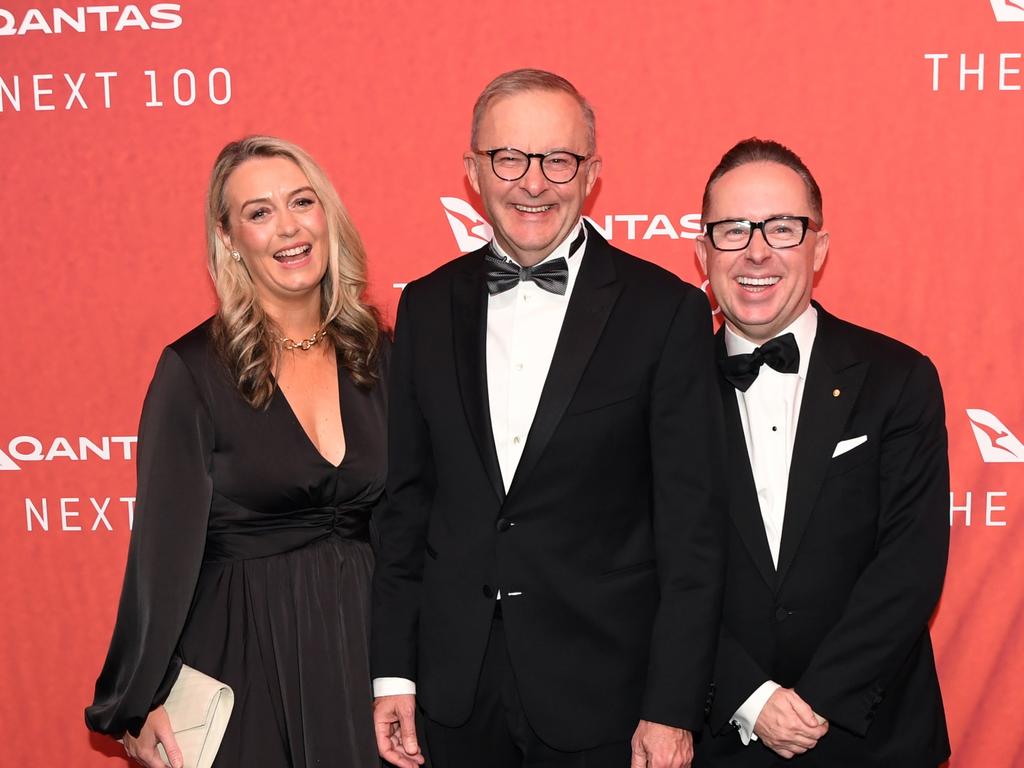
[422,608,632,768]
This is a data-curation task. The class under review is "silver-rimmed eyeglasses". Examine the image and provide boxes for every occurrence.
[474,147,589,183]
[705,216,821,251]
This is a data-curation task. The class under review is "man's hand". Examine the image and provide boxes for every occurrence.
[753,687,828,759]
[630,719,693,768]
[373,694,424,768]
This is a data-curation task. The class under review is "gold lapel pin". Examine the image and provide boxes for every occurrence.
[832,388,841,398]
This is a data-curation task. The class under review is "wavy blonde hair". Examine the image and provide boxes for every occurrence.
[207,136,383,409]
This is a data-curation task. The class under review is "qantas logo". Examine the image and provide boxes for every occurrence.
[440,197,493,253]
[966,409,1024,462]
[990,0,1024,20]
[0,5,182,35]
[0,435,137,471]
[440,197,704,255]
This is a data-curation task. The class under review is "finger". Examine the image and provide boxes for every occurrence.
[789,720,829,741]
[397,705,421,757]
[378,748,424,768]
[780,731,818,749]
[787,733,820,750]
[152,723,183,768]
[161,739,184,768]
[787,692,820,729]
[383,723,424,767]
[135,746,170,768]
[374,708,401,757]
[680,728,694,768]
[630,743,647,768]
[126,736,162,768]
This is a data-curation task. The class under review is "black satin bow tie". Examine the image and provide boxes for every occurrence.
[719,332,800,392]
[484,227,586,296]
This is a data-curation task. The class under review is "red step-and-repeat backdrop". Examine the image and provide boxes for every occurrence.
[2,1,1022,765]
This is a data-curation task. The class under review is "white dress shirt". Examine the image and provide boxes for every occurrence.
[373,221,587,699]
[486,221,586,491]
[724,305,818,744]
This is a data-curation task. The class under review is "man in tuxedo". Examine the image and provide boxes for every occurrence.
[371,68,726,768]
[693,138,950,767]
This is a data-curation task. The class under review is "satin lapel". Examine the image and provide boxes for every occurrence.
[452,251,505,503]
[716,332,777,588]
[775,308,868,585]
[505,229,621,501]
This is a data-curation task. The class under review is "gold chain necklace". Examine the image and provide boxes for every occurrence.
[278,328,328,351]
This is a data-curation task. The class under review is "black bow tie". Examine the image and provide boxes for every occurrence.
[484,227,586,296]
[719,333,800,392]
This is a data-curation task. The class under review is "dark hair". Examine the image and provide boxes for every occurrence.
[701,138,823,223]
[471,68,596,153]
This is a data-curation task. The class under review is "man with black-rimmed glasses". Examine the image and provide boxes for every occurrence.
[694,138,950,767]
[371,68,727,768]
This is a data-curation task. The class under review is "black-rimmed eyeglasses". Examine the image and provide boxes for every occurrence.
[474,147,589,183]
[705,216,821,251]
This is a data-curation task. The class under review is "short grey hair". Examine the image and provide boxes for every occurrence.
[470,68,596,154]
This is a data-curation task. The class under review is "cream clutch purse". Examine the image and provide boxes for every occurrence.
[155,664,234,768]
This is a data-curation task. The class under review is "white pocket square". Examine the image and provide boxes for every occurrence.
[832,435,868,458]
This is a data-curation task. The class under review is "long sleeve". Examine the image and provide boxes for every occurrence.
[370,287,435,681]
[795,355,949,736]
[708,623,775,734]
[641,288,728,730]
[85,347,214,737]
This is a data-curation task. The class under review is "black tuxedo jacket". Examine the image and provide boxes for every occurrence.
[372,225,727,751]
[696,304,950,767]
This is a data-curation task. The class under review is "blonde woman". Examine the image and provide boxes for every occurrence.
[87,136,387,767]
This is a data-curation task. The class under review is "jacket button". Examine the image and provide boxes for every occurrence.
[496,518,512,532]
[774,606,792,622]
[482,585,494,598]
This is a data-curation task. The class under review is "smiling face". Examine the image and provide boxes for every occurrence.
[696,161,829,343]
[217,156,329,309]
[464,88,601,267]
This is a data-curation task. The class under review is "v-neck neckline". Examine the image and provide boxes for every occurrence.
[275,357,348,469]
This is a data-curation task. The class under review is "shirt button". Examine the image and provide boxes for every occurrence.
[515,362,524,371]
[512,436,521,445]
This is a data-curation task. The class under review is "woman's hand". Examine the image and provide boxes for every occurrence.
[122,706,183,768]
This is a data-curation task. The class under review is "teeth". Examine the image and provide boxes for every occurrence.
[514,204,552,213]
[275,245,311,258]
[737,276,780,287]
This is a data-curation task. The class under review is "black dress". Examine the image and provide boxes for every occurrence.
[86,319,386,767]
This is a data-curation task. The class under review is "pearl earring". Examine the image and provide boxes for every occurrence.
[231,250,241,262]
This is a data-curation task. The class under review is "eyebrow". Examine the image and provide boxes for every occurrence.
[718,213,805,221]
[489,146,580,153]
[240,186,317,210]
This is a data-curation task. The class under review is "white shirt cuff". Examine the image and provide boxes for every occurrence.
[372,677,417,697]
[731,680,781,745]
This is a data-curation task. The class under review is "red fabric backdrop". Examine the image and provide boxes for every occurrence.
[1,1,1022,764]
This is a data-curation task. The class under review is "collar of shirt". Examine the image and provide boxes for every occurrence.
[723,304,818,381]
[488,219,587,298]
